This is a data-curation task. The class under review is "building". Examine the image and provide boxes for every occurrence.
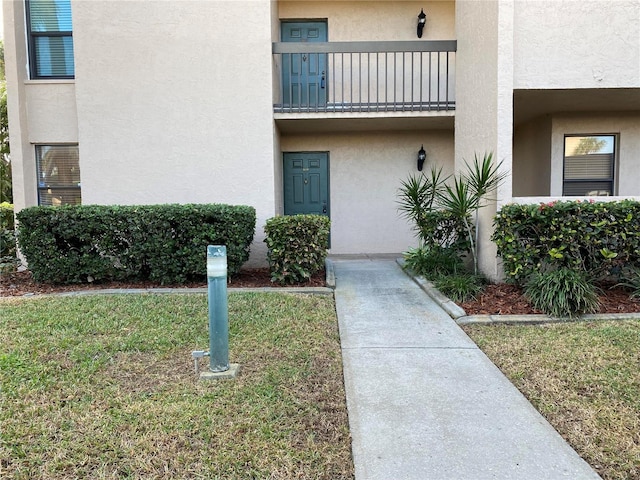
[4,0,640,277]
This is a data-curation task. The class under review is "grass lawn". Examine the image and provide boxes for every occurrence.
[0,293,353,479]
[463,320,640,480]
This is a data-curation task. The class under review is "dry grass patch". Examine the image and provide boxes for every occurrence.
[0,293,353,479]
[464,320,640,480]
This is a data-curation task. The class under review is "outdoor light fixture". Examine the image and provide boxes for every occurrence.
[417,9,427,38]
[417,145,426,171]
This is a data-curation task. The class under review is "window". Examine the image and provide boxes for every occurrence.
[563,135,616,196]
[36,145,81,205]
[26,0,74,79]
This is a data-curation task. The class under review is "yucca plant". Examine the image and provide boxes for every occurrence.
[397,166,446,231]
[524,267,600,318]
[398,152,505,276]
[436,152,506,275]
[436,177,477,272]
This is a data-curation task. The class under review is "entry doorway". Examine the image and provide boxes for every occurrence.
[283,152,329,217]
[281,21,328,108]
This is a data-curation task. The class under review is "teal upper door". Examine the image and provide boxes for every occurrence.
[281,21,327,108]
[283,152,329,217]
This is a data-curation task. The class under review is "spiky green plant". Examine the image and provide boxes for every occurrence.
[398,152,505,276]
[402,245,464,280]
[397,166,446,230]
[524,267,600,318]
[433,273,484,303]
[437,153,506,275]
[616,267,640,299]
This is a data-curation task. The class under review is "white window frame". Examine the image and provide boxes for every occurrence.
[25,0,75,79]
[36,144,81,206]
[562,134,617,196]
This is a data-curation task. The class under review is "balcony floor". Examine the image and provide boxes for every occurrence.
[274,109,455,133]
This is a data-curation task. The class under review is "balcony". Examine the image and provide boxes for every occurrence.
[273,40,456,114]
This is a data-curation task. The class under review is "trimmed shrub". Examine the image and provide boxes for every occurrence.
[264,214,330,284]
[524,267,600,318]
[16,204,255,284]
[0,202,19,272]
[493,200,640,284]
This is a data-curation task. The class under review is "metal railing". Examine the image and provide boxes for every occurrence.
[273,40,456,113]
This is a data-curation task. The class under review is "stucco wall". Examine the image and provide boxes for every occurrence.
[3,1,80,211]
[514,0,640,89]
[280,130,455,254]
[513,115,552,196]
[454,0,498,163]
[70,0,277,265]
[550,112,640,197]
[25,83,78,143]
[278,1,455,41]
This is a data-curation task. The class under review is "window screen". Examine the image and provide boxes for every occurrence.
[26,0,75,78]
[563,135,615,196]
[36,145,81,206]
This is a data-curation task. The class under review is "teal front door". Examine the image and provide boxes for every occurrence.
[283,152,329,217]
[281,21,327,108]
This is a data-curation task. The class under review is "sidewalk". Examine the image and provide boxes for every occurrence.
[331,256,601,480]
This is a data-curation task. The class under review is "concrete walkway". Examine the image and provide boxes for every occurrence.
[332,256,601,480]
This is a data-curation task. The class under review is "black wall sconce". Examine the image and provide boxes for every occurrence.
[417,145,426,171]
[417,9,427,38]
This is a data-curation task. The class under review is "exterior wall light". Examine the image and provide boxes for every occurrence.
[417,9,427,38]
[417,145,426,171]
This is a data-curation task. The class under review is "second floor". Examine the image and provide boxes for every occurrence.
[4,0,639,135]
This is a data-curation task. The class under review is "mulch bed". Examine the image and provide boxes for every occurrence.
[0,268,326,297]
[2,269,638,315]
[460,283,640,315]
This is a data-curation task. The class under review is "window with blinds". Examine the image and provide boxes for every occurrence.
[36,145,81,206]
[26,0,74,79]
[563,135,616,196]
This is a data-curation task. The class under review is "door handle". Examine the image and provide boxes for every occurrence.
[321,70,325,89]
[322,203,327,214]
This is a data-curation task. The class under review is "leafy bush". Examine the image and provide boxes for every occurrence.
[0,202,19,272]
[433,273,484,303]
[16,204,255,284]
[403,245,464,280]
[264,215,330,284]
[493,200,640,284]
[524,267,600,318]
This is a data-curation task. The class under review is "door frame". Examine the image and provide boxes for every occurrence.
[280,20,329,108]
[282,151,330,218]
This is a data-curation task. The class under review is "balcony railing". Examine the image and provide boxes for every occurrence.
[273,40,456,114]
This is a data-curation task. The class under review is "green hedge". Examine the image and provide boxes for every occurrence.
[492,200,640,283]
[16,204,256,284]
[1,202,18,272]
[264,214,330,284]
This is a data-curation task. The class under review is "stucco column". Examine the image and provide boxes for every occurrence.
[486,0,514,280]
[3,0,38,212]
[455,0,514,281]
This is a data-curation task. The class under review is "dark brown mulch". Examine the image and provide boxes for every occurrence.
[460,283,640,315]
[2,269,638,315]
[0,268,326,297]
